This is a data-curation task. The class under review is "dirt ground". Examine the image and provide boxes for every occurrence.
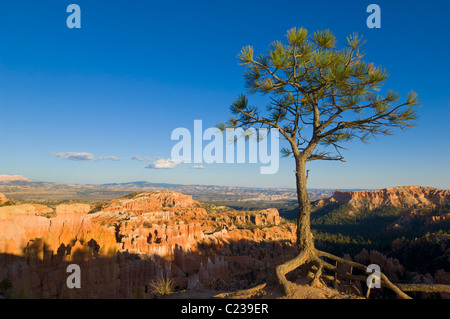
[168,278,363,299]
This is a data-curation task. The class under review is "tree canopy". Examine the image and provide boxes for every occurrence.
[219,27,420,163]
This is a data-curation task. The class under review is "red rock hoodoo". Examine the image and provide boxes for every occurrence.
[0,191,296,298]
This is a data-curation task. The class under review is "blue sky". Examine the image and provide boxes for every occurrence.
[0,0,449,189]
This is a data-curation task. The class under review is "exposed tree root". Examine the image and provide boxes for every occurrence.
[309,256,323,287]
[275,249,311,296]
[396,284,450,294]
[315,249,412,299]
[275,247,450,299]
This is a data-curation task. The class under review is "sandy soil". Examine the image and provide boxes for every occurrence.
[167,279,362,299]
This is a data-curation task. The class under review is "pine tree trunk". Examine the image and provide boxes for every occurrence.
[275,156,315,295]
[295,157,314,252]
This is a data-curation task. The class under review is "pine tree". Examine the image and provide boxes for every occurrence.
[220,27,429,297]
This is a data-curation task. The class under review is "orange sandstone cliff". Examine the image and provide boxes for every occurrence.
[0,191,296,298]
[321,186,450,210]
[0,193,8,204]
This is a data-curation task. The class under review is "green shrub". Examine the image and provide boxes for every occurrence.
[0,278,12,293]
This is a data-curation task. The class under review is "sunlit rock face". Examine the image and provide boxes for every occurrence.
[0,193,8,204]
[0,191,296,298]
[325,186,450,210]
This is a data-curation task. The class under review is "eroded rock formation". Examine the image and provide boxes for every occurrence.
[0,191,296,298]
[0,193,8,204]
[2,188,447,298]
[325,186,450,210]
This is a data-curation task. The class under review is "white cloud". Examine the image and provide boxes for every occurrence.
[191,165,205,169]
[131,155,154,162]
[96,156,122,161]
[146,158,180,169]
[54,152,95,161]
[53,152,122,161]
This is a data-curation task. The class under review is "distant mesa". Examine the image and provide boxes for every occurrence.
[319,185,450,210]
[0,174,31,183]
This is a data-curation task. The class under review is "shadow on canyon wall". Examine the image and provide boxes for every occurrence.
[0,236,299,299]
